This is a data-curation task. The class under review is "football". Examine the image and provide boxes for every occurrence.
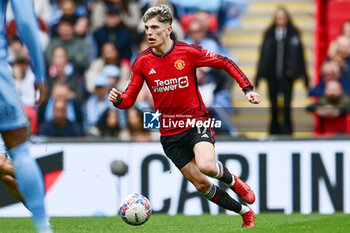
[119,193,152,225]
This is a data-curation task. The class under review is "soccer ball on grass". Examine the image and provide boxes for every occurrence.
[119,193,152,225]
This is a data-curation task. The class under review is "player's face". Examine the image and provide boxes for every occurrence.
[144,17,171,48]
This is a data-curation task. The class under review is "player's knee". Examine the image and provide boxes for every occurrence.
[194,180,211,193]
[197,161,217,176]
[0,174,12,183]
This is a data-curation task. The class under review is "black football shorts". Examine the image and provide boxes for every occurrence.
[160,126,215,170]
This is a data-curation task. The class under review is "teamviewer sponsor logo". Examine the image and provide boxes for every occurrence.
[143,110,161,129]
[152,76,189,92]
[178,76,189,88]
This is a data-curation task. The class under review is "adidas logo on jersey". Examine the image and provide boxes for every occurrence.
[149,68,156,75]
[201,133,209,138]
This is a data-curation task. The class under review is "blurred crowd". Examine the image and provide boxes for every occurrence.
[9,0,248,141]
[306,20,350,135]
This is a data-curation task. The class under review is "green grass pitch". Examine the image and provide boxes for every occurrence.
[0,213,349,233]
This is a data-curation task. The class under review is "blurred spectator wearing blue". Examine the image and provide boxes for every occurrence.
[83,73,126,135]
[50,0,88,34]
[45,16,91,72]
[38,98,83,137]
[103,64,120,89]
[90,0,141,32]
[328,35,350,80]
[218,0,248,29]
[309,60,350,97]
[74,16,98,63]
[177,0,221,14]
[85,42,126,93]
[46,46,85,105]
[39,82,82,126]
[93,6,132,61]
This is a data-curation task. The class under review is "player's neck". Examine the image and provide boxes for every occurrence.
[152,39,173,56]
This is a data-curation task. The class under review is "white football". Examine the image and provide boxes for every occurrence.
[119,193,152,225]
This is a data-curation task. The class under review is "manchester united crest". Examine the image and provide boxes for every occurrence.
[174,59,185,70]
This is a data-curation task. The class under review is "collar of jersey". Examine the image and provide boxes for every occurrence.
[151,40,175,58]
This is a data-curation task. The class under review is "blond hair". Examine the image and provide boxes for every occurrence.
[142,5,173,25]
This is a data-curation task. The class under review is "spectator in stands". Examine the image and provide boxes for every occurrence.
[88,108,121,137]
[328,21,350,57]
[102,64,120,91]
[12,54,39,134]
[93,6,132,61]
[7,36,24,63]
[46,46,85,105]
[74,16,97,62]
[38,82,82,128]
[185,20,221,53]
[12,54,36,108]
[308,79,350,119]
[85,42,123,93]
[119,107,157,142]
[328,35,350,79]
[50,0,88,34]
[181,10,219,41]
[83,74,113,133]
[91,0,141,31]
[307,79,350,135]
[255,7,309,135]
[46,16,91,72]
[218,0,248,29]
[38,98,83,137]
[309,60,350,97]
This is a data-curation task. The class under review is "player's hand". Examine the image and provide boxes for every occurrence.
[246,91,260,104]
[34,82,47,105]
[108,88,122,104]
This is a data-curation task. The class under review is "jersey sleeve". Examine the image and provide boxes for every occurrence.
[192,45,254,93]
[10,0,46,83]
[114,60,144,109]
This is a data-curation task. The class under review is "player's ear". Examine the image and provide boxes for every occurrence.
[167,25,173,36]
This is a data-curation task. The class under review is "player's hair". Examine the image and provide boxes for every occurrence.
[142,5,173,26]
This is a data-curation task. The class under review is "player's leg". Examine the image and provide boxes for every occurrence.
[193,141,255,204]
[0,152,15,176]
[0,152,25,202]
[0,174,25,202]
[180,160,255,228]
[2,128,52,233]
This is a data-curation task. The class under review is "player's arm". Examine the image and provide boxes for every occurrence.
[193,46,260,104]
[11,0,47,105]
[108,64,144,109]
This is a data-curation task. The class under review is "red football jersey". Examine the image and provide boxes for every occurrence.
[115,40,253,136]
